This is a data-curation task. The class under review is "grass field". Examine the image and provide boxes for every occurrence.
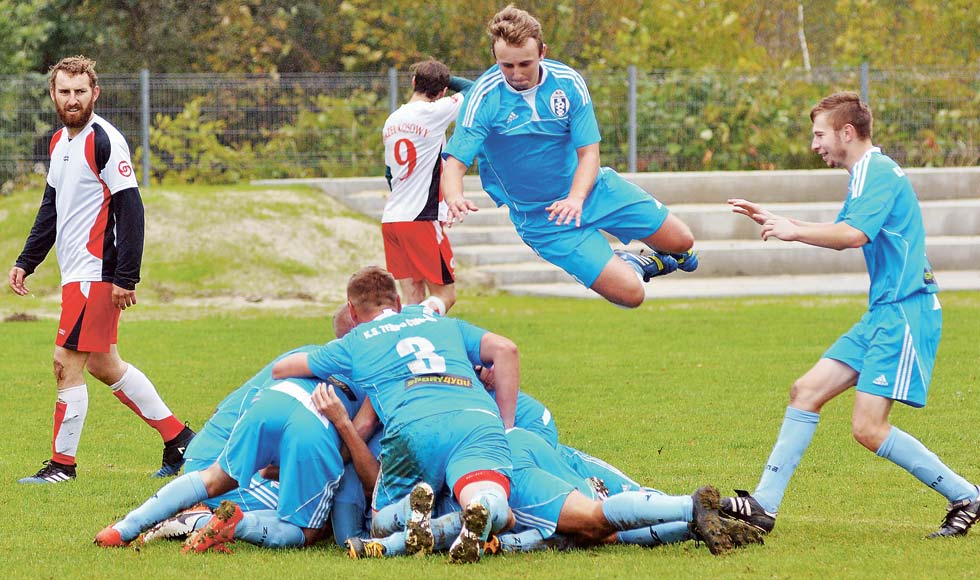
[1,291,978,579]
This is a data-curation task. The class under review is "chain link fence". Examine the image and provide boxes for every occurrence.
[2,66,978,187]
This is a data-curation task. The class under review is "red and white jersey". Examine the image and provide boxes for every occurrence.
[381,93,465,223]
[48,113,139,285]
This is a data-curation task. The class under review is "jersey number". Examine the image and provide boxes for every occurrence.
[394,138,417,180]
[396,337,446,374]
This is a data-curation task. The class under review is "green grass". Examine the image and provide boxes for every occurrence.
[1,292,978,579]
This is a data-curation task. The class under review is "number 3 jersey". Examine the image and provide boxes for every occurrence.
[381,93,465,223]
[307,304,499,428]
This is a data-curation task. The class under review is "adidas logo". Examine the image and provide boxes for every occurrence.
[872,375,889,387]
[506,112,518,124]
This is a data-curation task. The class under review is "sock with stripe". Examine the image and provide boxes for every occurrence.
[113,470,208,541]
[601,491,692,529]
[110,364,185,441]
[876,426,979,503]
[617,521,693,546]
[52,384,88,466]
[752,406,820,513]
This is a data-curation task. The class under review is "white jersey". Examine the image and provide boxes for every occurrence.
[47,113,139,285]
[381,93,464,223]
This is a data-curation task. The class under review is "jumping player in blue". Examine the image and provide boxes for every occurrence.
[725,91,980,538]
[272,266,520,564]
[440,6,698,309]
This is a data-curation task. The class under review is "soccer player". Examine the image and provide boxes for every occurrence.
[382,59,471,315]
[272,266,519,563]
[94,369,366,551]
[724,91,980,538]
[440,6,698,309]
[9,55,193,484]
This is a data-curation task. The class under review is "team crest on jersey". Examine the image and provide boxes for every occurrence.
[549,89,569,118]
[118,160,133,177]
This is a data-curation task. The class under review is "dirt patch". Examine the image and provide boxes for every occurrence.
[4,312,39,322]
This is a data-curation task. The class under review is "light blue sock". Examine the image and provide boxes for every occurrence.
[375,529,408,556]
[114,470,208,541]
[331,501,369,547]
[370,495,411,538]
[232,510,305,548]
[370,511,462,557]
[753,406,820,513]
[617,521,693,546]
[876,426,979,503]
[601,491,692,530]
[497,529,576,552]
[475,488,510,536]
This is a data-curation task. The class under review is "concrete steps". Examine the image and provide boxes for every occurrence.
[293,169,980,298]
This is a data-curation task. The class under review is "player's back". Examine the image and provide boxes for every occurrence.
[318,304,497,428]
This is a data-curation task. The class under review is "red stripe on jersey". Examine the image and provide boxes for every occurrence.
[83,132,112,259]
[49,129,64,157]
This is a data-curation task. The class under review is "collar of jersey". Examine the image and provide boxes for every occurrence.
[502,63,549,96]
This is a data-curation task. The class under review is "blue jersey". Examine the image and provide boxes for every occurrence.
[491,389,558,448]
[836,148,938,307]
[307,305,497,428]
[444,59,600,213]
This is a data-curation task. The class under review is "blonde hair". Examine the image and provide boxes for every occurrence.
[49,55,98,92]
[347,266,399,313]
[488,5,544,54]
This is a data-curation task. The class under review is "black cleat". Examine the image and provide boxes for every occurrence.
[927,493,980,538]
[721,489,776,534]
[153,425,196,478]
[19,460,76,484]
[690,485,733,556]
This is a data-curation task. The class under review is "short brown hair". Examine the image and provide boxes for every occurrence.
[49,55,98,92]
[810,91,873,140]
[488,5,544,54]
[347,266,399,313]
[411,59,451,99]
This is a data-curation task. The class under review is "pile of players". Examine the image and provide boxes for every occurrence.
[94,266,764,562]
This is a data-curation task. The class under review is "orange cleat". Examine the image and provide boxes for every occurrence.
[182,500,243,554]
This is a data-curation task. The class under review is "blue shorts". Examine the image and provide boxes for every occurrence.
[558,444,657,496]
[506,429,596,537]
[510,167,670,287]
[373,410,512,512]
[218,382,344,529]
[204,473,281,512]
[824,292,942,408]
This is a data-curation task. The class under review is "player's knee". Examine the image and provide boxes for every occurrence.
[788,377,821,411]
[609,285,645,309]
[851,416,888,452]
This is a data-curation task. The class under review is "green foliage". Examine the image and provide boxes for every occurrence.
[147,97,248,184]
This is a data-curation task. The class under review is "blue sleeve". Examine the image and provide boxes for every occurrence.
[840,165,898,243]
[443,87,493,167]
[308,339,353,380]
[454,319,489,366]
[566,73,601,149]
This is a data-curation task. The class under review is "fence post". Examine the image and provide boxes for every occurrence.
[140,69,151,189]
[628,65,637,173]
[388,67,399,113]
[860,61,869,105]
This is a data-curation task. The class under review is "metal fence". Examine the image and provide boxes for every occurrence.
[2,65,978,187]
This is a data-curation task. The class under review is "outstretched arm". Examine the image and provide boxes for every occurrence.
[479,333,519,429]
[441,156,479,225]
[546,143,600,227]
[272,352,313,379]
[729,198,866,250]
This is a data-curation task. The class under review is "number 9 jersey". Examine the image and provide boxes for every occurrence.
[306,304,498,430]
[382,93,465,223]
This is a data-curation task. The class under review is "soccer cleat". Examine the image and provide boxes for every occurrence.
[94,525,131,548]
[182,500,243,554]
[927,494,980,538]
[404,482,435,556]
[154,425,196,478]
[138,503,212,544]
[447,501,490,564]
[720,489,777,534]
[586,476,610,500]
[689,485,733,556]
[614,249,678,282]
[669,249,699,272]
[19,460,76,484]
[719,516,765,548]
[482,534,501,556]
[346,537,387,559]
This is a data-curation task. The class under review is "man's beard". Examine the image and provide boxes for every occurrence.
[56,99,94,130]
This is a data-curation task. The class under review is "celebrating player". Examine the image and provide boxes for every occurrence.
[9,55,193,484]
[382,60,473,315]
[724,91,980,538]
[440,6,698,308]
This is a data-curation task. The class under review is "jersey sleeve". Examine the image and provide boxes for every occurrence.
[308,338,354,380]
[443,86,494,167]
[455,318,489,366]
[15,184,58,275]
[99,130,139,195]
[566,74,601,149]
[839,164,899,243]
